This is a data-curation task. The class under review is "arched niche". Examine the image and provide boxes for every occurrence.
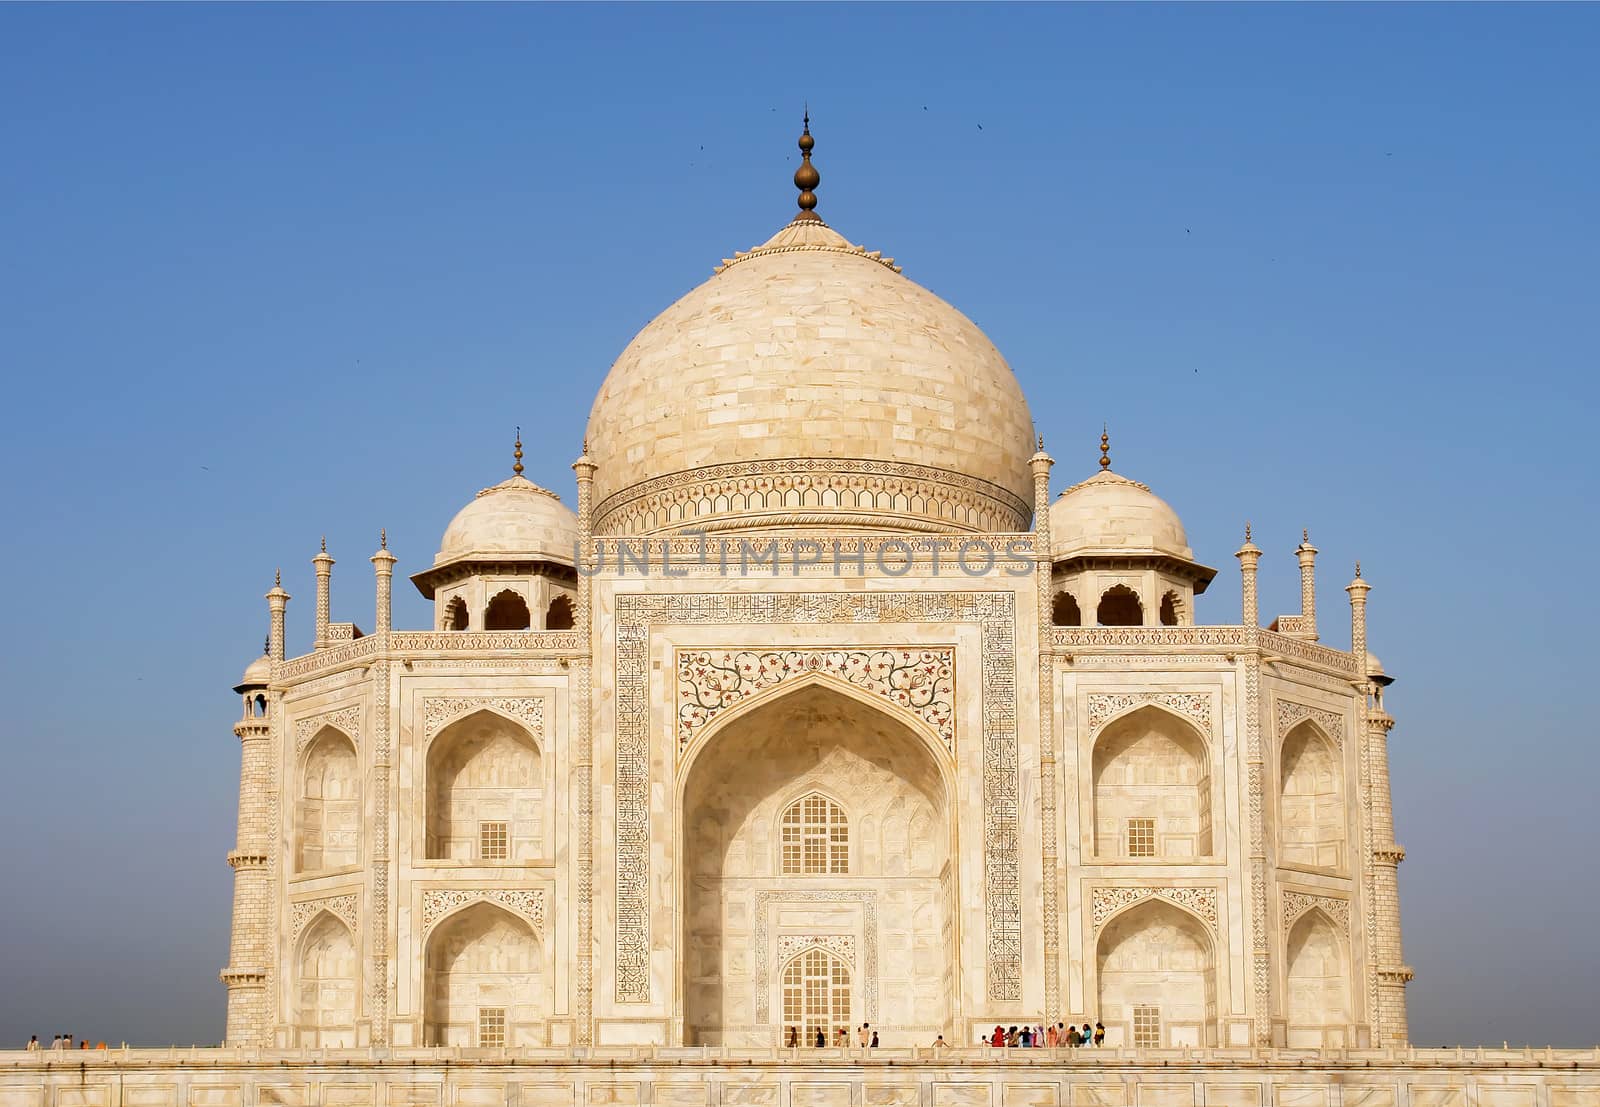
[1279,720,1345,870]
[1159,591,1182,626]
[1284,909,1351,1046]
[423,902,545,1047]
[294,913,357,1047]
[1052,591,1082,627]
[679,681,955,1047]
[1097,584,1144,627]
[483,589,530,631]
[296,728,359,873]
[1097,899,1216,1048]
[425,710,542,861]
[443,596,469,631]
[1092,705,1213,859]
[545,594,575,630]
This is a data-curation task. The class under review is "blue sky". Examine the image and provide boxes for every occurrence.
[0,4,1595,1048]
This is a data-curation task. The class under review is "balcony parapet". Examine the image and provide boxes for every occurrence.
[1050,625,1362,678]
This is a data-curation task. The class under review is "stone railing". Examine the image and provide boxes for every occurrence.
[3,1045,1597,1066]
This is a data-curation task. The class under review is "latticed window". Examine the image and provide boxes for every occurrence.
[1132,1004,1161,1048]
[478,1006,506,1047]
[479,821,509,860]
[1126,818,1156,858]
[780,793,848,875]
[781,948,851,1045]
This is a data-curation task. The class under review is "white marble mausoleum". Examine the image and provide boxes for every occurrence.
[212,119,1418,1055]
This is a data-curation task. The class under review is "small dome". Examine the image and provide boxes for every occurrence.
[233,654,271,693]
[1366,651,1395,686]
[1050,469,1192,559]
[435,475,578,568]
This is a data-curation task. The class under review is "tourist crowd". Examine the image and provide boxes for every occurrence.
[782,1022,1108,1049]
[24,1036,110,1051]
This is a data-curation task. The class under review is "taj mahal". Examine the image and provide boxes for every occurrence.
[219,118,1405,1053]
[9,121,1596,1107]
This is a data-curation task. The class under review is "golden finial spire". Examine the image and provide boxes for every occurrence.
[512,427,524,477]
[1245,522,1252,542]
[793,108,821,221]
[320,535,327,553]
[263,634,270,657]
[275,567,281,587]
[1037,433,1044,451]
[380,528,387,550]
[1099,425,1111,470]
[1302,527,1310,544]
[1355,560,1362,579]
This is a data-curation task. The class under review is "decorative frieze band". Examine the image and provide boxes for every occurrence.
[1086,691,1214,736]
[755,890,879,1020]
[422,696,545,743]
[777,934,857,969]
[420,888,546,935]
[293,705,361,755]
[290,893,357,939]
[676,648,955,753]
[1276,700,1346,750]
[1282,891,1351,932]
[1091,886,1219,933]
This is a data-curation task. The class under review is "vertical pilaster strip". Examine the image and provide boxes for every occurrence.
[572,445,598,1044]
[1243,635,1270,1045]
[1029,445,1060,1017]
[370,658,391,1043]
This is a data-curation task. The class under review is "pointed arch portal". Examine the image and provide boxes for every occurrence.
[679,681,956,1046]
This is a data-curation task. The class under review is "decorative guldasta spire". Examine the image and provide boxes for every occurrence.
[794,109,821,222]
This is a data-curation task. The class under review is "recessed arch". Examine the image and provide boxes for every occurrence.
[426,708,542,861]
[443,595,469,631]
[423,901,545,1047]
[778,790,850,875]
[1279,719,1345,871]
[1092,703,1212,859]
[1097,584,1144,627]
[294,911,357,1047]
[295,727,359,873]
[1052,591,1082,627]
[1284,907,1351,1046]
[545,594,575,630]
[1096,898,1216,1047]
[679,680,956,1046]
[483,589,530,631]
[1159,590,1182,626]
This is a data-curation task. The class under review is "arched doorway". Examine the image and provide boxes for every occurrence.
[1285,909,1351,1046]
[423,902,545,1046]
[679,680,955,1046]
[1096,899,1216,1047]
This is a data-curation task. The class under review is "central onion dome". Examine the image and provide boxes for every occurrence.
[584,118,1035,536]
